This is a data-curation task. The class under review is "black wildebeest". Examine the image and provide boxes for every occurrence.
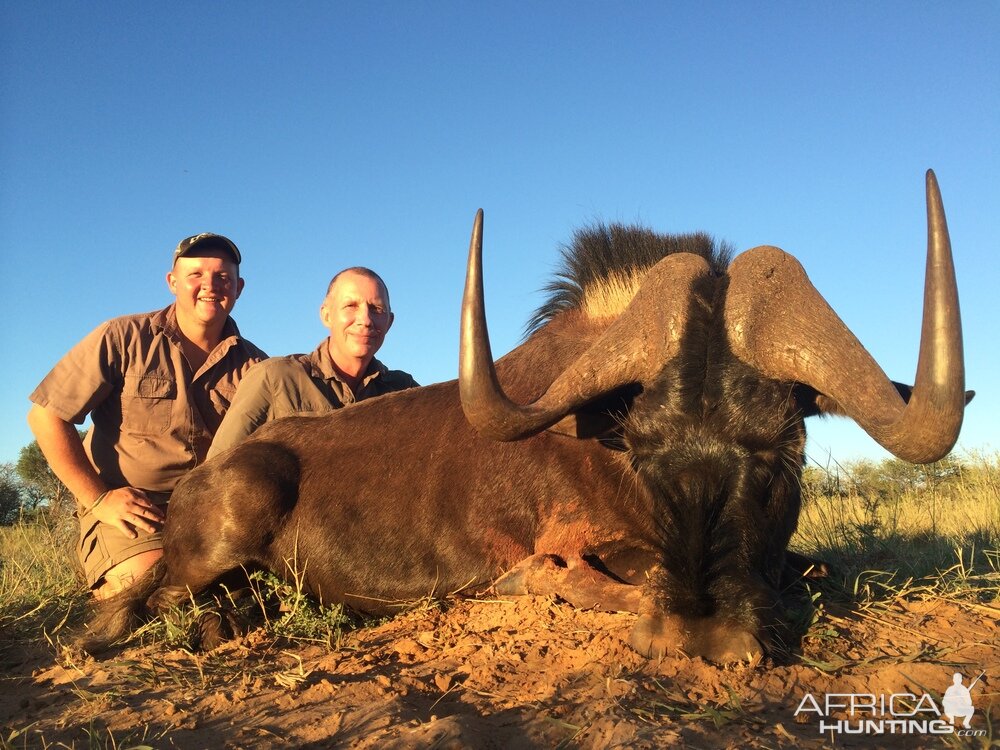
[85,171,966,663]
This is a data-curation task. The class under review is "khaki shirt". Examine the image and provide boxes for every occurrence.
[207,339,418,459]
[30,305,266,494]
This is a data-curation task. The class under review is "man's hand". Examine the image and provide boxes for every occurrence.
[91,487,165,538]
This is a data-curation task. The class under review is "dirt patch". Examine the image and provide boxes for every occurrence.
[2,595,997,748]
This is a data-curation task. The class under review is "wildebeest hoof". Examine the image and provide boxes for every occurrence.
[196,610,239,651]
[628,612,764,664]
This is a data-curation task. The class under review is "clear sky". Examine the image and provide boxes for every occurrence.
[1,2,996,470]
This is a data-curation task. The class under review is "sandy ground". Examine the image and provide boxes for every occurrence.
[2,593,997,749]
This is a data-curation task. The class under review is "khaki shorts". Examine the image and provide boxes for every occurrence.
[77,498,169,589]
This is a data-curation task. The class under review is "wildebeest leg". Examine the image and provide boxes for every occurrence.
[146,573,257,651]
[146,575,237,650]
[493,554,643,612]
[193,584,262,651]
[146,584,193,614]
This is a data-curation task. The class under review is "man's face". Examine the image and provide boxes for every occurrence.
[167,249,244,327]
[321,271,394,372]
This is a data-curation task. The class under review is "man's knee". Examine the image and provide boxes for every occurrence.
[94,549,163,599]
[79,507,165,593]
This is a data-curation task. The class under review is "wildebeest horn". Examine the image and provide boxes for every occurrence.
[460,209,711,441]
[724,170,964,463]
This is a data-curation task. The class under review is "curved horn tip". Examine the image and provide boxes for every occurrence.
[470,209,484,247]
[467,209,484,257]
[925,168,941,196]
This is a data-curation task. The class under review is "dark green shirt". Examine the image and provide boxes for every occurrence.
[207,339,418,458]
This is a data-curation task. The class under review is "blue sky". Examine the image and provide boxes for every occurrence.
[1,2,996,470]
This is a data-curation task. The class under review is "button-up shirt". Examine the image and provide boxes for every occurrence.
[30,305,266,493]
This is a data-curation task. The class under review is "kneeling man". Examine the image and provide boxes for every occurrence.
[28,233,266,598]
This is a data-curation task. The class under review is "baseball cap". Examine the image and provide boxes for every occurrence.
[173,233,242,265]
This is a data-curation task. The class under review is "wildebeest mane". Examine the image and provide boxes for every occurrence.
[526,223,733,335]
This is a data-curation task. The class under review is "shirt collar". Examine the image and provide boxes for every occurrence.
[308,338,386,386]
[156,303,241,342]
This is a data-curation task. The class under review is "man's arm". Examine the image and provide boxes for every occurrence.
[206,363,274,460]
[27,403,163,537]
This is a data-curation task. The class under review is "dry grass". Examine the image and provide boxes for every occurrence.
[793,451,1000,603]
[0,520,87,651]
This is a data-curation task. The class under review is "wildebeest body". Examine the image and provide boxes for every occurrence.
[165,367,658,613]
[86,172,967,664]
[159,260,801,649]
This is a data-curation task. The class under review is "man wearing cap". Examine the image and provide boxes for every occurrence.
[27,233,267,599]
[208,266,417,458]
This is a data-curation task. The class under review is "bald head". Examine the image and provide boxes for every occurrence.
[326,267,391,311]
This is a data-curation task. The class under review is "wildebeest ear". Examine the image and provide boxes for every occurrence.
[546,385,639,445]
[547,411,619,440]
[799,381,976,418]
[548,411,621,440]
[546,411,629,451]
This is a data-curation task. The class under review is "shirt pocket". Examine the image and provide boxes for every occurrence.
[122,375,177,435]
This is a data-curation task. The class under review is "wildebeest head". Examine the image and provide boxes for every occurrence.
[459,170,966,660]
